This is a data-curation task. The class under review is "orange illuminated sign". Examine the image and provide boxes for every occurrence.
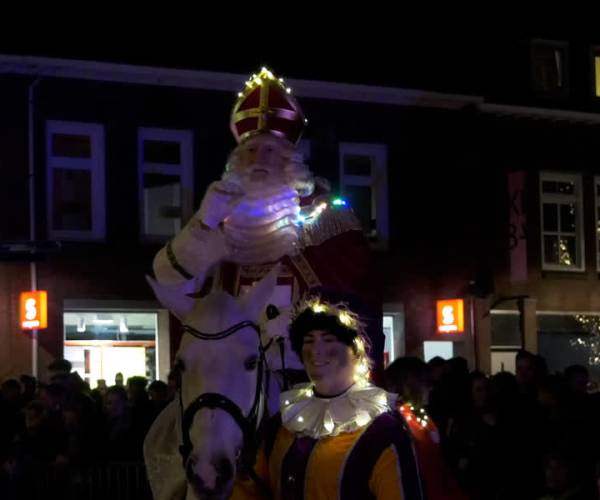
[436,299,464,334]
[20,291,48,330]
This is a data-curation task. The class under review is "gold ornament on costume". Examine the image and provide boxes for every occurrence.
[231,67,306,145]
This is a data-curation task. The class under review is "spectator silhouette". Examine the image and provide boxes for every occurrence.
[103,385,139,461]
[19,375,36,409]
[446,371,499,499]
[47,358,72,388]
[148,380,169,420]
[539,450,592,500]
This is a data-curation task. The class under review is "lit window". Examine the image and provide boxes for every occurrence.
[594,52,600,98]
[531,39,569,96]
[539,172,584,271]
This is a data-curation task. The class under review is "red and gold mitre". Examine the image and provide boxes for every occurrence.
[230,67,306,144]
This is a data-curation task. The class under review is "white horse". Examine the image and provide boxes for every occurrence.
[144,266,302,500]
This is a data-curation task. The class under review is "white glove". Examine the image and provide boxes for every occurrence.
[196,180,243,229]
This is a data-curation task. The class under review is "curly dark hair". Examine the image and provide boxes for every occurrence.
[289,308,360,360]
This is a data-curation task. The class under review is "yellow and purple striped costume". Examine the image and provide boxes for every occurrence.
[233,411,423,500]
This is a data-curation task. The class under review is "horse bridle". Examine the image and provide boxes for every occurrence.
[177,319,267,476]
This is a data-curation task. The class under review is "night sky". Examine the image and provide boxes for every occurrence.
[1,25,597,97]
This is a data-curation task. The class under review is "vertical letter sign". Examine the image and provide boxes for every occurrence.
[508,171,527,283]
[436,299,464,334]
[20,291,48,330]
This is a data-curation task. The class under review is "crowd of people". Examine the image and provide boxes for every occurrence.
[0,359,176,498]
[2,351,600,499]
[384,351,600,499]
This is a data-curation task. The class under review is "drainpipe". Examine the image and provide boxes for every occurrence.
[28,77,41,377]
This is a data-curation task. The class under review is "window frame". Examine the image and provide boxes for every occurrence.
[591,45,600,99]
[539,171,585,272]
[338,142,389,248]
[46,120,106,241]
[137,127,194,242]
[530,38,570,98]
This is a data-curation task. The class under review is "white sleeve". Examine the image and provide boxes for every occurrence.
[153,219,228,286]
[150,219,229,318]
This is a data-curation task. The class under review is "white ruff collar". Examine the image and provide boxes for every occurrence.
[280,383,397,439]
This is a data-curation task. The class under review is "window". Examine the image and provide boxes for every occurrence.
[593,47,600,98]
[138,128,193,240]
[538,312,600,377]
[423,341,453,362]
[539,172,584,271]
[531,39,569,96]
[491,310,521,348]
[383,310,404,367]
[47,121,105,240]
[339,143,388,247]
[490,310,521,374]
[63,310,158,387]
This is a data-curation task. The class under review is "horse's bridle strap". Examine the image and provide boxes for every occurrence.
[178,319,266,472]
[180,393,253,459]
[183,320,260,340]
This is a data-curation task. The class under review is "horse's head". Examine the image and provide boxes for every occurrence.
[176,267,278,499]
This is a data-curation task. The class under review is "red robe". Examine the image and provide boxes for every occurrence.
[399,404,467,500]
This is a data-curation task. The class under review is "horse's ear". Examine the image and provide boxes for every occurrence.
[241,263,280,317]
